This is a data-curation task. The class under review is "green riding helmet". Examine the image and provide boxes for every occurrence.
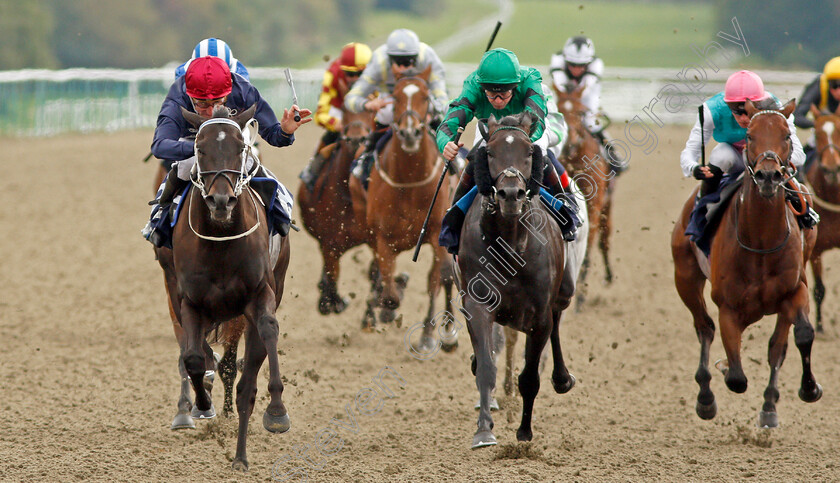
[477,48,521,92]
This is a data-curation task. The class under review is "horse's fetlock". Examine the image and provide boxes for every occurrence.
[695,367,712,385]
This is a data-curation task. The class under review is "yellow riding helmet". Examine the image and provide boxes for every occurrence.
[823,57,840,80]
[339,42,372,73]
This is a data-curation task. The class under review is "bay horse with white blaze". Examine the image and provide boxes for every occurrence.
[349,65,454,335]
[298,108,374,314]
[459,113,576,448]
[157,105,291,471]
[805,104,840,332]
[554,86,615,307]
[671,98,821,428]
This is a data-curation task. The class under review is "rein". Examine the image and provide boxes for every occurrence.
[733,195,791,254]
[187,185,262,242]
[484,125,534,213]
[375,156,443,188]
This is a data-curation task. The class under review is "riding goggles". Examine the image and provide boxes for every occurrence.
[727,102,748,116]
[829,79,840,90]
[390,55,416,67]
[191,96,227,110]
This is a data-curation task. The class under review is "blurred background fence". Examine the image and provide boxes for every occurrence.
[0,65,817,137]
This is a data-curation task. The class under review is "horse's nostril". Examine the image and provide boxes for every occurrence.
[772,171,782,183]
[517,189,526,200]
[497,190,507,200]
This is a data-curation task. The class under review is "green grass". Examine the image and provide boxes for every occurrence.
[445,0,716,67]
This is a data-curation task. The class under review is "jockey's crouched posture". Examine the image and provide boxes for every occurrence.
[681,70,818,252]
[142,56,311,248]
[437,48,582,254]
[343,29,450,187]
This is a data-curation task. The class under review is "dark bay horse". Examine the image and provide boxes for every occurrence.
[459,113,576,448]
[805,104,840,332]
[554,86,615,307]
[156,105,291,471]
[298,109,374,314]
[349,65,454,334]
[671,98,821,428]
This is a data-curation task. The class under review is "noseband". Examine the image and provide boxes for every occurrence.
[191,117,258,198]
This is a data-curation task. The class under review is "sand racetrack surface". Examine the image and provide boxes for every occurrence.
[4,124,840,482]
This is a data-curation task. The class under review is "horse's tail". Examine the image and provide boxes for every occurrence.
[208,316,247,348]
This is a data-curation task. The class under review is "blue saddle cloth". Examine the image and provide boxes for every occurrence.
[685,174,743,257]
[143,176,293,249]
[438,187,578,253]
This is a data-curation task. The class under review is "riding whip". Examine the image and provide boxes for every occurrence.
[284,68,301,122]
[485,21,502,52]
[412,127,464,262]
[698,104,705,167]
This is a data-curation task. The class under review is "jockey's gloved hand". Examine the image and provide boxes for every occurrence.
[692,165,723,180]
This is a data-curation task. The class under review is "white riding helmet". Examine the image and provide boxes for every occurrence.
[562,36,595,65]
[385,29,420,57]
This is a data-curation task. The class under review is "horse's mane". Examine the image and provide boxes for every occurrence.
[473,115,545,196]
[212,104,233,118]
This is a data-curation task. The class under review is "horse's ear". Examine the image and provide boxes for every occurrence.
[181,106,205,128]
[780,98,796,118]
[571,84,586,99]
[810,104,823,119]
[744,99,758,118]
[234,104,258,129]
[419,64,432,82]
[481,116,497,141]
[521,111,538,136]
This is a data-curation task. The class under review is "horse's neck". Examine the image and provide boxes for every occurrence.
[189,188,256,235]
[479,202,529,254]
[566,127,598,168]
[808,160,840,202]
[737,182,789,245]
[382,134,437,180]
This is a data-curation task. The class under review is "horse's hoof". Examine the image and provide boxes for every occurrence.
[171,412,196,430]
[714,359,729,376]
[800,383,823,403]
[317,297,333,315]
[471,430,497,449]
[412,335,436,355]
[380,307,397,323]
[231,458,249,472]
[474,398,500,411]
[552,373,576,394]
[695,399,717,420]
[440,339,458,353]
[191,403,216,419]
[333,296,349,314]
[516,427,533,442]
[758,410,779,429]
[263,410,291,433]
[395,272,410,290]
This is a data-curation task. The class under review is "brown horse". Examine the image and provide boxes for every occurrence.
[349,65,454,335]
[671,98,822,428]
[156,105,291,471]
[298,109,374,314]
[153,153,245,427]
[554,86,615,307]
[805,104,840,332]
[459,113,576,448]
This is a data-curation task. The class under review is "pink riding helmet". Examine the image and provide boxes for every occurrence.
[723,70,768,102]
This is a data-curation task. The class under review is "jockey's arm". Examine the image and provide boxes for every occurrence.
[521,69,548,143]
[241,83,305,147]
[344,58,381,114]
[151,113,194,162]
[680,103,715,177]
[315,72,341,131]
[548,53,567,92]
[580,76,603,133]
[436,79,480,159]
[422,45,450,117]
[787,115,806,169]
[793,77,820,130]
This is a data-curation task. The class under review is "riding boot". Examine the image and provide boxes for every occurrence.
[698,177,721,198]
[439,169,475,254]
[594,130,626,175]
[150,170,188,209]
[300,130,341,191]
[352,123,389,190]
[543,162,581,242]
[785,186,820,229]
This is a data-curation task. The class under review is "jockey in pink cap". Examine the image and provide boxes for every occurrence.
[680,70,817,254]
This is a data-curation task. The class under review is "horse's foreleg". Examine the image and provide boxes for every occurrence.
[503,327,518,396]
[319,250,349,315]
[166,290,195,429]
[232,324,267,472]
[673,237,717,419]
[718,307,747,394]
[549,311,575,395]
[419,246,445,346]
[180,305,214,416]
[440,255,458,352]
[810,254,826,333]
[599,198,614,284]
[376,238,404,324]
[247,285,290,435]
[517,321,551,442]
[218,337,239,418]
[788,288,823,405]
[467,308,497,449]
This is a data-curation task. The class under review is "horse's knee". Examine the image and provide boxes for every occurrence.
[256,315,279,340]
[183,353,205,379]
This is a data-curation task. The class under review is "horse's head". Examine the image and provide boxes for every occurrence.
[744,98,796,198]
[181,104,257,222]
[392,65,432,153]
[340,109,374,156]
[809,103,840,182]
[475,112,543,217]
[553,85,589,153]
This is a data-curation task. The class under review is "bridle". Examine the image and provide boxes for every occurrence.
[391,77,431,137]
[340,119,371,147]
[744,110,795,187]
[190,117,259,198]
[485,125,534,215]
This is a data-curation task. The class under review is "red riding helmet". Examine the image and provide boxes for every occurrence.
[185,56,233,99]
